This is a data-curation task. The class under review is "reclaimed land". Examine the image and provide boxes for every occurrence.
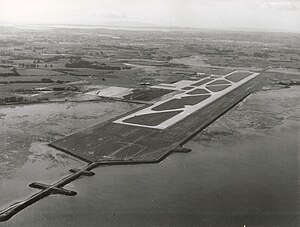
[50,75,264,163]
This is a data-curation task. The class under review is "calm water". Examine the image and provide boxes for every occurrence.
[0,101,138,208]
[1,87,299,227]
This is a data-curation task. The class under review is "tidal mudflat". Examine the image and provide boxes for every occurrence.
[0,101,139,210]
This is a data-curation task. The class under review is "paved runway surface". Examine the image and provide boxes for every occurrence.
[50,71,262,163]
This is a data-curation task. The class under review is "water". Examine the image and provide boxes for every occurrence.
[0,101,138,209]
[1,87,299,226]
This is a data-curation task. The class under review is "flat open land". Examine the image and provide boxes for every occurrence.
[206,85,231,92]
[151,95,211,111]
[123,110,183,126]
[186,88,210,95]
[225,71,253,82]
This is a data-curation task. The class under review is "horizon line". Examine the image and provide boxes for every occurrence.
[1,23,299,34]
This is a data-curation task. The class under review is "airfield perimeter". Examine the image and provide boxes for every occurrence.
[50,70,261,163]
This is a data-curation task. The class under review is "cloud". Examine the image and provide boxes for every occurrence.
[263,1,299,10]
[101,11,127,20]
[1,0,300,32]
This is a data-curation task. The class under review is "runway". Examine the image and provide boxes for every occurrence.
[50,71,262,163]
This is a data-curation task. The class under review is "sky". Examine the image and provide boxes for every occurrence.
[1,0,300,32]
